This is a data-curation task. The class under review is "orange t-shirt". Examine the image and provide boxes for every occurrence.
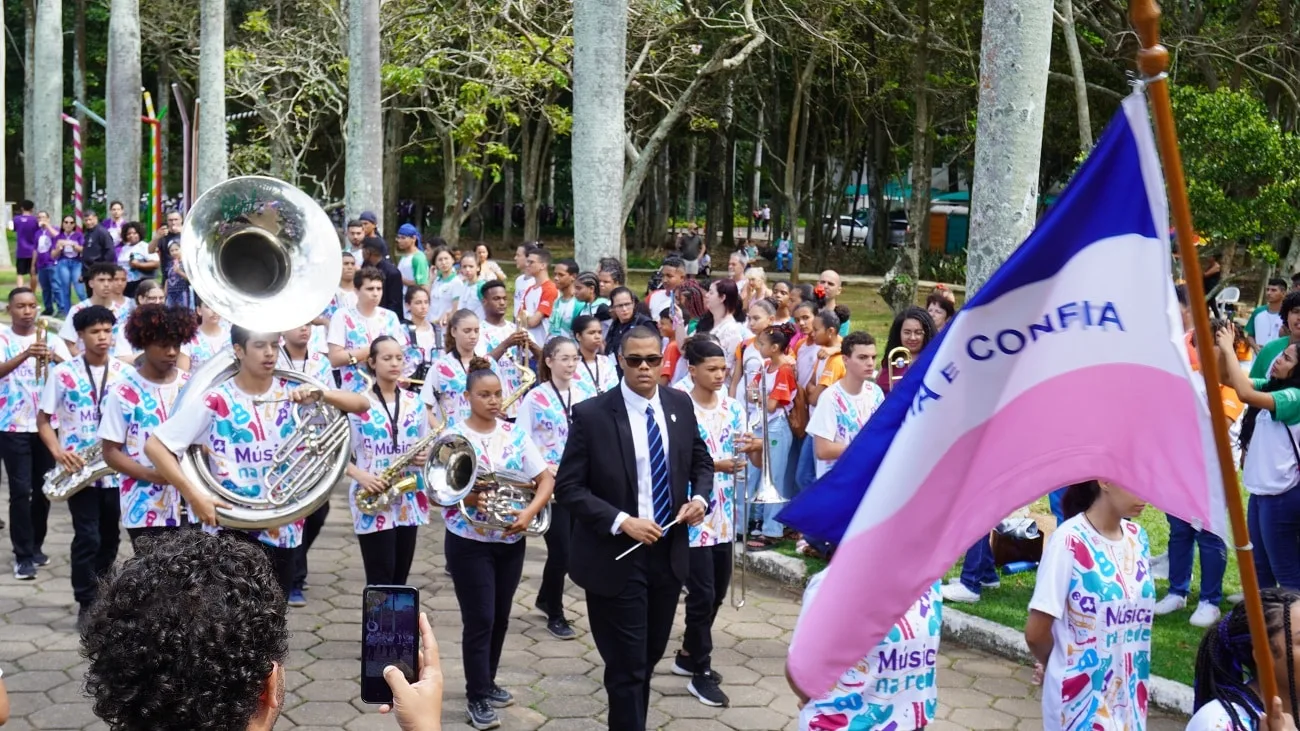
[1184,331,1246,423]
[662,341,681,380]
[818,353,846,387]
[768,363,797,405]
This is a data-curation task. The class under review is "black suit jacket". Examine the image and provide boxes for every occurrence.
[554,384,714,596]
[81,226,116,266]
[378,259,405,316]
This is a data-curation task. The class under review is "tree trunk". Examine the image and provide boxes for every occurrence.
[706,133,726,256]
[966,0,1053,295]
[751,106,764,240]
[1056,0,1093,152]
[437,132,463,248]
[781,54,816,279]
[502,160,514,244]
[197,0,228,196]
[652,147,671,250]
[383,106,403,228]
[23,0,35,197]
[520,111,552,244]
[685,140,697,222]
[545,154,556,210]
[0,9,7,268]
[572,0,627,269]
[882,0,931,314]
[346,0,384,232]
[33,0,64,218]
[721,82,736,254]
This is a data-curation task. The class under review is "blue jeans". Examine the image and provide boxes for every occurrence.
[1166,514,1226,604]
[53,258,84,315]
[748,415,793,539]
[1247,491,1300,590]
[775,252,791,271]
[795,436,817,493]
[37,267,55,314]
[959,534,997,595]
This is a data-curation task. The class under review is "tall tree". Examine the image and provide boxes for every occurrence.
[571,0,627,270]
[107,0,142,216]
[197,0,227,196]
[32,0,62,217]
[346,0,383,232]
[965,0,1053,294]
[23,0,35,196]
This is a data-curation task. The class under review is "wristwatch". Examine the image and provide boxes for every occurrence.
[347,354,358,367]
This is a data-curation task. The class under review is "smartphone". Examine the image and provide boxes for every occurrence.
[360,585,420,705]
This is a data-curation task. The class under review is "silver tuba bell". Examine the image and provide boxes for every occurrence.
[172,176,353,530]
[422,434,481,508]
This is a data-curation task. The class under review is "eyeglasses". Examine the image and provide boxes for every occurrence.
[612,302,635,310]
[623,354,663,368]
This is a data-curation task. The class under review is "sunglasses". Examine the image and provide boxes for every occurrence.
[623,354,663,368]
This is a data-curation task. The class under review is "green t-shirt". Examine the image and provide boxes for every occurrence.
[398,251,430,287]
[1250,337,1291,380]
[549,295,582,338]
[1252,377,1300,426]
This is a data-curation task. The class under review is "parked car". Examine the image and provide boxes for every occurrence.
[823,215,871,245]
[887,210,910,247]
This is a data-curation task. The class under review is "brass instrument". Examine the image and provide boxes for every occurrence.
[732,366,787,609]
[462,468,550,536]
[502,358,536,414]
[42,443,115,501]
[173,176,353,530]
[34,318,49,384]
[356,418,474,516]
[887,346,912,386]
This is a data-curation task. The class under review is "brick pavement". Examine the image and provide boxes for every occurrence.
[0,491,1189,730]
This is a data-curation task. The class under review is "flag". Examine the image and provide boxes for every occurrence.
[779,93,1228,696]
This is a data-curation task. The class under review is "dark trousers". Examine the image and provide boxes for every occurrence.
[959,533,997,595]
[445,531,525,701]
[0,432,54,561]
[293,501,330,590]
[586,539,682,731]
[67,486,121,606]
[357,525,419,586]
[682,542,732,674]
[538,502,573,620]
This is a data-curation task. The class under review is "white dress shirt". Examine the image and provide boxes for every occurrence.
[611,380,708,535]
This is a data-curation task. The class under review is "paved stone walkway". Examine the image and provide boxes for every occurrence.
[0,491,1188,730]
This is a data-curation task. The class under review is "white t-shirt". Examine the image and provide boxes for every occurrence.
[1028,514,1154,731]
[429,272,461,322]
[1241,380,1300,496]
[1249,307,1284,349]
[806,380,885,478]
[119,242,158,282]
[1186,700,1260,731]
[794,571,942,731]
[456,278,486,320]
[647,289,674,320]
[513,274,535,322]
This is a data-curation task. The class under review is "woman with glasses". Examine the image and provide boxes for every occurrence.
[33,212,58,316]
[603,287,656,376]
[50,215,86,316]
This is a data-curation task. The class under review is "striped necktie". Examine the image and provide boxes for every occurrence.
[646,405,673,526]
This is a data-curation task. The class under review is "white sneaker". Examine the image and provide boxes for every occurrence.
[1228,593,1244,605]
[945,576,1000,589]
[1152,594,1187,616]
[1189,602,1222,628]
[941,583,981,604]
[1150,553,1169,580]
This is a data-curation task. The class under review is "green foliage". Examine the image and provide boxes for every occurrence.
[919,249,966,284]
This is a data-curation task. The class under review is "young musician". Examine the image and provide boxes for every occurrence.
[346,336,430,586]
[673,338,753,707]
[404,287,439,380]
[476,280,535,420]
[58,263,130,356]
[186,302,231,373]
[145,326,369,596]
[37,305,128,625]
[571,315,618,396]
[517,337,593,640]
[746,323,798,549]
[0,288,73,579]
[97,305,198,549]
[421,309,499,430]
[328,266,406,392]
[445,358,554,730]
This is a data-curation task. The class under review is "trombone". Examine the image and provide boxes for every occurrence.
[886,346,913,386]
[731,365,788,609]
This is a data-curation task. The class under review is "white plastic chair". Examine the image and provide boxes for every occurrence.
[1215,286,1241,306]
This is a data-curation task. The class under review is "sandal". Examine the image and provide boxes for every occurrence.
[746,536,780,551]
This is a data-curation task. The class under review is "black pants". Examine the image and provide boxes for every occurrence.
[293,501,330,590]
[445,531,525,702]
[682,542,732,674]
[0,432,54,562]
[538,502,573,620]
[67,486,121,606]
[357,525,419,586]
[586,538,682,731]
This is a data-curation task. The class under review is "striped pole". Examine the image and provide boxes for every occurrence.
[62,114,84,226]
[142,90,161,231]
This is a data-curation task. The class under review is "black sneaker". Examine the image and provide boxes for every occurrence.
[546,617,576,640]
[33,552,49,567]
[672,653,723,682]
[13,560,35,580]
[688,671,730,707]
[465,698,501,729]
[484,684,514,708]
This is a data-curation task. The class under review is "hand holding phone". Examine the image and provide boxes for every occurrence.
[361,585,420,706]
[378,611,443,730]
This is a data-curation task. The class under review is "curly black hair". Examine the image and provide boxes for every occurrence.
[81,530,289,731]
[124,304,200,350]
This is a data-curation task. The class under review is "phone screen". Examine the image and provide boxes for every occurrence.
[360,585,419,705]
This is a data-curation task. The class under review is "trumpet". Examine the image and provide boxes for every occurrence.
[886,346,912,386]
[34,318,49,385]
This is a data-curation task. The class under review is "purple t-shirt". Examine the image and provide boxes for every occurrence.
[12,214,38,259]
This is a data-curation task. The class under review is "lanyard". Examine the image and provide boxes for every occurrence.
[83,358,108,423]
[374,385,402,453]
[281,346,305,373]
[581,356,602,392]
[549,382,572,425]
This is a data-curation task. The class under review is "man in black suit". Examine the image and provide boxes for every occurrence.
[555,326,712,731]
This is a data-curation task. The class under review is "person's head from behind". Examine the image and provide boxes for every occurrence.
[74,306,117,359]
[841,331,878,382]
[1193,586,1300,726]
[620,326,663,397]
[82,530,289,731]
[19,199,34,214]
[125,305,199,374]
[1060,479,1147,522]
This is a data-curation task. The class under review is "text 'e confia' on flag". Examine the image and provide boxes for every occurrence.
[778,92,1228,696]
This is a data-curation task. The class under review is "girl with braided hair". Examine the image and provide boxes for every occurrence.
[1190,587,1300,730]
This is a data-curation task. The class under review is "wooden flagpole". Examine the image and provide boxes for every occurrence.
[1129,0,1281,708]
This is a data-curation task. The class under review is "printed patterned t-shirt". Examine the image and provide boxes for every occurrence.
[805,380,884,478]
[687,394,745,548]
[98,369,191,529]
[794,573,943,731]
[328,306,406,392]
[573,353,619,397]
[420,352,499,429]
[442,419,546,544]
[185,326,232,374]
[479,319,524,418]
[276,347,334,386]
[39,356,130,488]
[0,326,74,433]
[59,299,133,354]
[347,389,430,535]
[517,383,594,467]
[1029,514,1155,731]
[152,377,309,549]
